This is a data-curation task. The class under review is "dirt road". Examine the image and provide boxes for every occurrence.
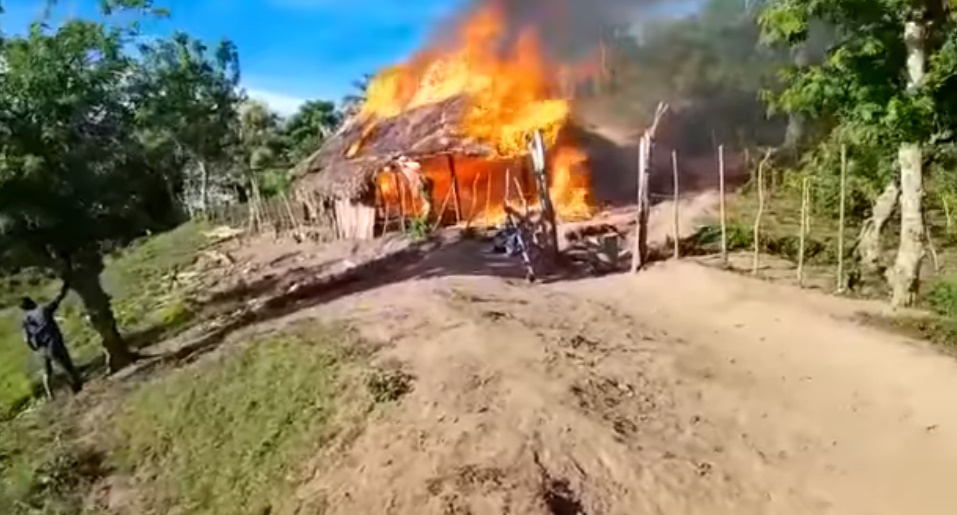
[286,258,957,515]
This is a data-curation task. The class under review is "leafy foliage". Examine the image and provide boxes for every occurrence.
[284,99,342,163]
[0,1,346,364]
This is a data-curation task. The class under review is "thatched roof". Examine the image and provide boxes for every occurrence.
[293,95,493,200]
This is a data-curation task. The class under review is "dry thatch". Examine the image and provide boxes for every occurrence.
[294,95,493,201]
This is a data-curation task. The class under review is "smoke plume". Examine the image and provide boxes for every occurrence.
[437,0,689,61]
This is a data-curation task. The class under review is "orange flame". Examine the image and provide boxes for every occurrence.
[364,0,594,224]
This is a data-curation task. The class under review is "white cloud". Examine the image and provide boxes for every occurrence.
[245,88,306,116]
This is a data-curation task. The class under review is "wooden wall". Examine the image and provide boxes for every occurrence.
[333,199,376,240]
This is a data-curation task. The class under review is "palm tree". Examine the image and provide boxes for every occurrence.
[340,73,372,118]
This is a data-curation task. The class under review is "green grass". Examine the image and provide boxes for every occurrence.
[0,398,102,515]
[1,322,384,515]
[865,276,957,349]
[0,221,213,420]
[111,326,366,515]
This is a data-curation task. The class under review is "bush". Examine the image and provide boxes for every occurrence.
[928,279,957,318]
[407,216,431,241]
[685,223,830,263]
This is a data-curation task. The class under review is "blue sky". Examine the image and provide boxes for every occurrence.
[1,1,702,116]
[1,0,467,115]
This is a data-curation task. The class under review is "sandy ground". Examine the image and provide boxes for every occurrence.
[103,190,956,515]
[252,249,956,515]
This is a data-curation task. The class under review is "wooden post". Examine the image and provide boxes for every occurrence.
[672,149,680,259]
[752,150,771,275]
[432,186,455,231]
[397,171,407,232]
[376,174,392,233]
[505,168,512,206]
[511,176,530,216]
[446,155,463,224]
[797,176,810,286]
[280,192,304,240]
[529,130,559,260]
[630,102,669,273]
[631,135,650,272]
[718,145,728,266]
[836,144,847,292]
[466,172,481,228]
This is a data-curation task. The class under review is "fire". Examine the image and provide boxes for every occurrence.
[362,0,594,223]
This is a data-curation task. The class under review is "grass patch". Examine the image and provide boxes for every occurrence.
[858,312,957,353]
[111,324,368,515]
[0,221,212,420]
[366,368,414,403]
[0,401,106,515]
[0,322,379,515]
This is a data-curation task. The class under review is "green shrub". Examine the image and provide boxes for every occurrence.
[928,279,957,318]
[407,216,431,241]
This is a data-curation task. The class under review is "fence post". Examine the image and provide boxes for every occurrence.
[718,144,728,266]
[836,144,847,292]
[672,149,680,259]
[752,150,772,275]
[797,176,810,286]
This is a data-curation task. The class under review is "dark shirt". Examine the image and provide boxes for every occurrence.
[23,304,65,351]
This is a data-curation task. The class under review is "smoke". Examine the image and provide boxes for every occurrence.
[438,0,694,61]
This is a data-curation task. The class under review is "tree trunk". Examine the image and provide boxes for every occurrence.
[71,257,135,372]
[888,143,925,306]
[856,180,900,278]
[887,18,927,307]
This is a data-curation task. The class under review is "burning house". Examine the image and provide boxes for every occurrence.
[292,1,595,240]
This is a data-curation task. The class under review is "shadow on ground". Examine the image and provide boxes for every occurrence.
[120,228,654,380]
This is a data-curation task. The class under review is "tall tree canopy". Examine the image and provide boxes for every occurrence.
[284,100,341,163]
[760,0,956,305]
[0,1,243,369]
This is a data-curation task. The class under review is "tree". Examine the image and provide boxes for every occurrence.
[134,31,242,214]
[0,1,236,370]
[760,0,953,306]
[233,99,287,198]
[606,0,795,151]
[284,100,341,163]
[340,73,372,118]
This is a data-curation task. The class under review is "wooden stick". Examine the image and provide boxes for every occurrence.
[752,150,772,275]
[466,172,481,228]
[397,171,407,232]
[718,145,728,266]
[836,144,847,292]
[280,192,303,239]
[512,175,530,216]
[511,174,538,246]
[631,135,650,272]
[446,155,463,224]
[927,225,941,274]
[797,176,809,286]
[505,168,512,207]
[376,175,392,233]
[432,185,455,231]
[672,149,680,259]
[484,170,492,227]
[529,130,559,260]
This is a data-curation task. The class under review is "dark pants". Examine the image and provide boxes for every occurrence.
[35,341,82,395]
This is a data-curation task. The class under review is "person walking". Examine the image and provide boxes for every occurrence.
[20,279,82,398]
